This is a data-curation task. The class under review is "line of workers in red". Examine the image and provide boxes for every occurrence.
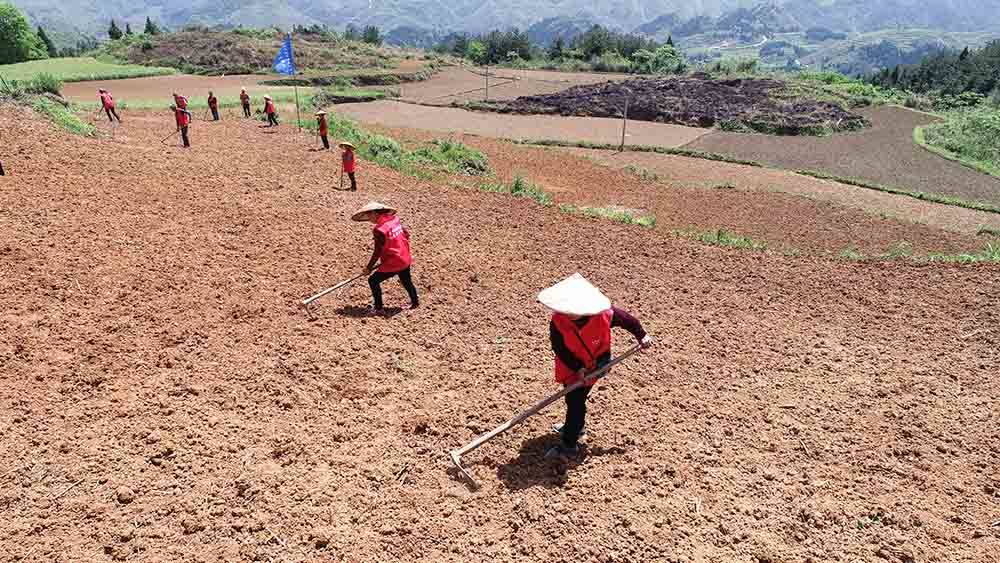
[93,88,655,463]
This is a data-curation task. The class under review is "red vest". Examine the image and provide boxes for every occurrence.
[342,151,356,173]
[101,93,114,109]
[318,117,328,136]
[175,108,190,127]
[174,95,187,109]
[265,100,276,114]
[240,92,250,104]
[208,96,218,109]
[552,309,613,387]
[374,214,412,273]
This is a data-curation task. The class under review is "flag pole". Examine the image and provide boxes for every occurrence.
[294,84,302,133]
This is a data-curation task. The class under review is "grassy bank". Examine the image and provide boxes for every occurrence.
[0,58,175,83]
[298,113,492,179]
[30,97,96,136]
[915,108,1000,180]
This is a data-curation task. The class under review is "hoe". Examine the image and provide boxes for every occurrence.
[448,343,644,487]
[300,270,370,317]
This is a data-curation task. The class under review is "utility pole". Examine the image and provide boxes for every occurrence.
[620,91,630,152]
[485,64,489,102]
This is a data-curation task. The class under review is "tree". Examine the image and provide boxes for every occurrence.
[466,40,487,65]
[108,19,123,40]
[125,23,132,36]
[548,36,565,60]
[959,46,970,61]
[144,17,160,35]
[666,35,674,47]
[37,26,58,57]
[362,25,382,46]
[344,24,360,41]
[0,2,48,64]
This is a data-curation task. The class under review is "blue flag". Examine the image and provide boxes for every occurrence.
[272,34,296,76]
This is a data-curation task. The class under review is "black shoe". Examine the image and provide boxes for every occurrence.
[552,423,586,439]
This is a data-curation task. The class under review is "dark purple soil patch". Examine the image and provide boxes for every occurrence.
[474,74,868,135]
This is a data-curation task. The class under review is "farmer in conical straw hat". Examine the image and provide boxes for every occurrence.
[340,141,357,191]
[353,201,419,313]
[316,110,330,150]
[539,273,652,459]
[263,95,278,127]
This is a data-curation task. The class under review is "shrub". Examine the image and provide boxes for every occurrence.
[591,52,632,73]
[411,138,491,176]
[30,72,61,95]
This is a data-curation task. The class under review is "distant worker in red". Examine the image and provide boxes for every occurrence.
[239,88,251,118]
[207,91,220,121]
[352,201,419,313]
[316,110,330,150]
[538,274,652,459]
[340,141,358,191]
[172,92,188,111]
[171,103,193,148]
[98,89,122,123]
[263,95,278,127]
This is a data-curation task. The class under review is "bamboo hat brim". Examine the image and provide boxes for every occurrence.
[538,273,611,316]
[352,201,396,222]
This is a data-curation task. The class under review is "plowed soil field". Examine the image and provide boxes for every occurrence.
[62,74,301,105]
[2,104,998,563]
[399,66,630,105]
[688,106,1000,207]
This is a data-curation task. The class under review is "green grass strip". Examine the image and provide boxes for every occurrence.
[673,228,768,251]
[795,169,1000,215]
[559,204,656,228]
[913,124,1000,181]
[31,97,96,136]
[478,176,552,206]
[0,57,175,83]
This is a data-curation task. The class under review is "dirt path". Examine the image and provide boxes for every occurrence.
[687,105,1000,206]
[565,147,1000,239]
[1,105,998,562]
[338,100,708,148]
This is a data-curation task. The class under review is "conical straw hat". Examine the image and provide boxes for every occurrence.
[315,110,327,116]
[352,201,396,222]
[538,273,611,316]
[339,141,356,149]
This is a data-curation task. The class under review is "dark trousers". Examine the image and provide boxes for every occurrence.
[0,161,5,176]
[105,107,121,122]
[242,103,251,117]
[562,385,593,448]
[321,135,330,149]
[211,107,219,121]
[348,172,357,191]
[267,112,278,126]
[180,126,190,148]
[368,267,418,310]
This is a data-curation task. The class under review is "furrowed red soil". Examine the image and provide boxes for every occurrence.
[688,105,1000,207]
[62,74,302,105]
[2,104,999,562]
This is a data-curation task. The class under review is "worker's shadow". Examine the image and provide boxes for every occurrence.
[333,305,403,319]
[495,434,626,491]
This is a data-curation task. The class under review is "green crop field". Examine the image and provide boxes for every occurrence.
[0,58,176,83]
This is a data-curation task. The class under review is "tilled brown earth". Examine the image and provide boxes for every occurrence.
[688,106,1000,207]
[62,75,301,105]
[371,126,988,255]
[2,106,999,562]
